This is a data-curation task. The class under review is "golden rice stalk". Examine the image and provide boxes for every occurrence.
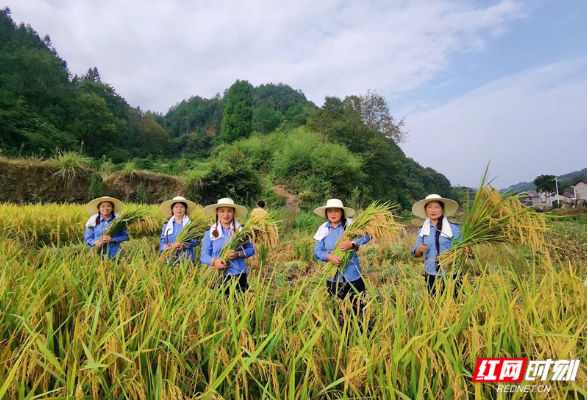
[172,207,212,245]
[438,164,551,273]
[218,212,280,262]
[103,209,151,237]
[327,201,404,271]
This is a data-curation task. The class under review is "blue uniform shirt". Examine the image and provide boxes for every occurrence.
[84,215,128,259]
[314,221,371,283]
[200,225,255,276]
[411,222,462,276]
[159,220,201,262]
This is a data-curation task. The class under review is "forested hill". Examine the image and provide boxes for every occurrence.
[0,7,458,208]
[501,168,587,195]
[159,83,317,158]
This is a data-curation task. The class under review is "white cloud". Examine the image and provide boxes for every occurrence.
[400,59,587,188]
[9,0,523,112]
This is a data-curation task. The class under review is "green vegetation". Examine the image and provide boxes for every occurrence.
[0,8,460,210]
[221,80,254,143]
[0,203,585,398]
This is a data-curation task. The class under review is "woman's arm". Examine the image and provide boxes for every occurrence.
[113,228,128,243]
[314,239,328,262]
[239,241,255,259]
[159,225,168,252]
[84,227,96,247]
[200,233,214,265]
[411,229,424,258]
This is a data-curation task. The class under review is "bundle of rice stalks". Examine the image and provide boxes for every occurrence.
[218,212,280,262]
[168,209,212,246]
[438,166,551,273]
[103,209,151,237]
[327,201,404,272]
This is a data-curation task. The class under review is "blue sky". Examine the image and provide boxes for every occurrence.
[9,0,587,188]
[393,0,586,114]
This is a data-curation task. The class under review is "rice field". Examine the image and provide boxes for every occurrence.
[0,203,586,399]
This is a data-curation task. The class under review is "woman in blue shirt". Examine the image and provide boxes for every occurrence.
[84,196,128,259]
[411,194,465,298]
[313,199,370,306]
[201,198,255,293]
[159,196,201,263]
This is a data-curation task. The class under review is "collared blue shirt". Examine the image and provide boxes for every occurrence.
[200,225,255,276]
[159,220,201,262]
[411,222,462,276]
[84,214,128,259]
[314,221,370,283]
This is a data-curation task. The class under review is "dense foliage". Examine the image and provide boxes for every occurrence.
[0,8,460,208]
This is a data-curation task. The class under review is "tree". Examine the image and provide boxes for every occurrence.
[220,80,253,143]
[81,67,101,82]
[359,89,406,143]
[252,105,282,133]
[534,175,557,193]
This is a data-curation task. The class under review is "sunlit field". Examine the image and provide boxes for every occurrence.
[0,204,586,399]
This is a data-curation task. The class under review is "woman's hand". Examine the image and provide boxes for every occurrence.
[326,254,342,266]
[94,240,103,248]
[212,258,228,269]
[171,242,184,250]
[226,250,240,260]
[163,244,172,251]
[339,240,355,251]
[415,243,427,257]
[102,235,115,244]
[465,245,474,260]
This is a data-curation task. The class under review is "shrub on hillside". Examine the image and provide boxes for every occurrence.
[272,129,366,203]
[185,149,262,206]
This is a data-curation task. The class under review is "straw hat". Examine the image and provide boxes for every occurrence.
[86,196,124,215]
[411,194,458,219]
[203,198,248,218]
[161,196,198,215]
[313,199,356,218]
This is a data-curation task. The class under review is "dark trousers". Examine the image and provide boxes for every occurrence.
[222,273,248,296]
[327,277,366,300]
[327,277,368,326]
[425,273,463,298]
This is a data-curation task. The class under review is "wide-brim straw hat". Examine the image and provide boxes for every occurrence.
[161,196,198,215]
[313,199,356,218]
[203,198,248,218]
[412,194,458,219]
[86,196,124,215]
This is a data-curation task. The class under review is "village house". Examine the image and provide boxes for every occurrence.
[518,190,542,208]
[572,179,587,204]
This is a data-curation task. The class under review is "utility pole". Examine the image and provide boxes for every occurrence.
[555,177,560,207]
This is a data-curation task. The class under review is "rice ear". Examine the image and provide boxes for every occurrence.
[439,169,551,273]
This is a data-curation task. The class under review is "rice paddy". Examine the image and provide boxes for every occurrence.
[0,203,586,399]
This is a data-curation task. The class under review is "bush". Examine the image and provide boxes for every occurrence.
[185,149,262,205]
[272,128,365,202]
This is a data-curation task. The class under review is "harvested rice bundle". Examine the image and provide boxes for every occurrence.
[438,168,550,273]
[171,207,211,245]
[103,209,151,237]
[327,201,404,271]
[217,212,279,262]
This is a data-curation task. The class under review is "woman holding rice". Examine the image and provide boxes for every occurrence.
[313,199,370,303]
[200,198,255,293]
[411,194,465,298]
[159,196,202,263]
[84,196,128,259]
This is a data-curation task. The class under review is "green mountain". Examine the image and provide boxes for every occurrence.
[0,7,460,208]
[502,168,587,194]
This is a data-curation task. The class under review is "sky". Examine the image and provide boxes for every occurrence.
[8,0,587,188]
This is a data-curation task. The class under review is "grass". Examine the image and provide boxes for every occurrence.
[0,203,585,399]
[51,151,93,182]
